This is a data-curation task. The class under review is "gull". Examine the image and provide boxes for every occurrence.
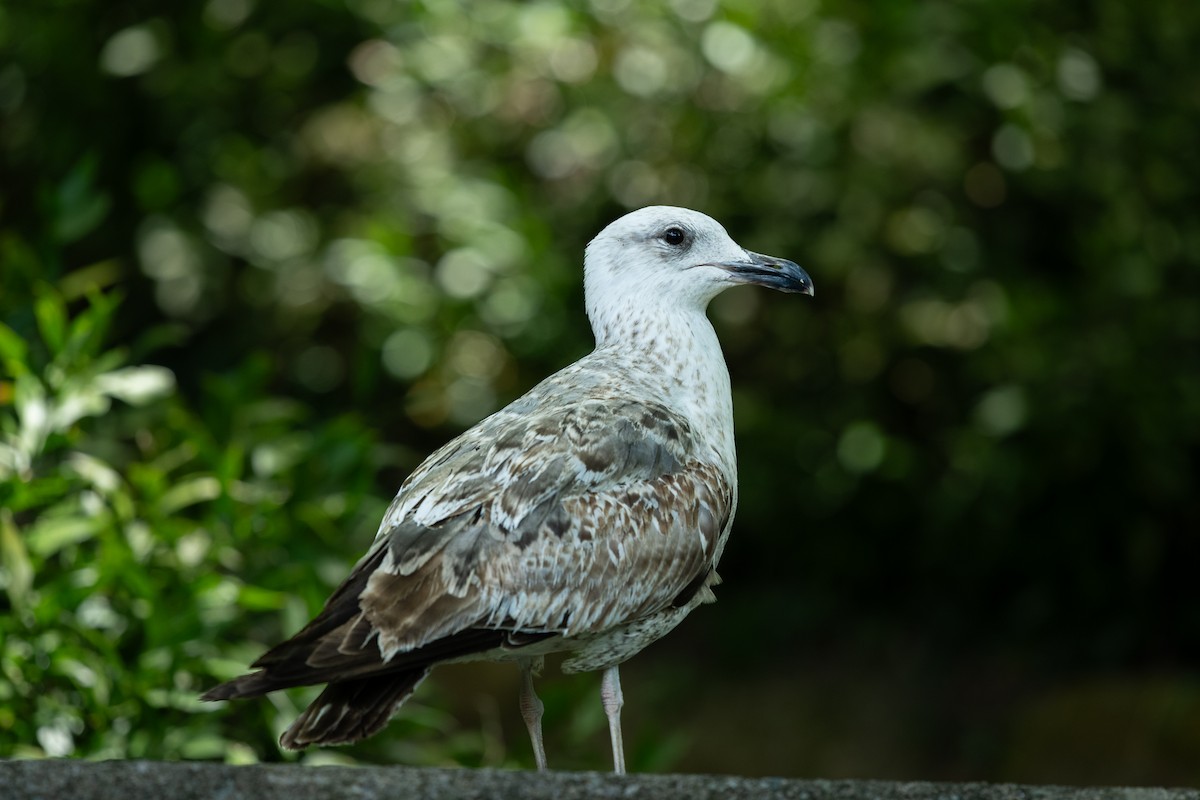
[201,206,813,773]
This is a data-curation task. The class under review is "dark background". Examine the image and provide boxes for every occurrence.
[1,0,1198,784]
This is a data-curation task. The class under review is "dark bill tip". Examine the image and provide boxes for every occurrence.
[711,250,814,296]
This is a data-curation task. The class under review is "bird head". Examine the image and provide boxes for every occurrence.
[583,206,813,331]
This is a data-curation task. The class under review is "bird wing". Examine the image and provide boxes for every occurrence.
[360,393,734,658]
[210,392,732,694]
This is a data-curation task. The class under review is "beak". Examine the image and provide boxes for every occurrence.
[709,250,814,296]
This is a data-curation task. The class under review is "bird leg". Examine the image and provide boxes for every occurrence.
[518,657,548,771]
[600,665,626,775]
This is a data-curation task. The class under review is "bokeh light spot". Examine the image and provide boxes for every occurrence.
[975,384,1028,436]
[992,124,1035,171]
[203,0,254,31]
[249,210,318,262]
[383,329,435,380]
[436,248,493,299]
[701,21,757,75]
[100,24,163,77]
[446,330,507,381]
[982,63,1029,109]
[886,206,946,255]
[837,421,886,473]
[1058,47,1102,101]
[548,38,598,83]
[667,0,717,23]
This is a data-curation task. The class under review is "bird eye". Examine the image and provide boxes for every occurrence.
[661,226,687,247]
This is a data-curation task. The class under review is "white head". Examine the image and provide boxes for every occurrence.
[583,206,812,343]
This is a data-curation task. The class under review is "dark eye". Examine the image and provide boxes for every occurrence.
[661,226,687,247]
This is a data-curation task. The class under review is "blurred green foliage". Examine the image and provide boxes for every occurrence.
[1,0,1198,784]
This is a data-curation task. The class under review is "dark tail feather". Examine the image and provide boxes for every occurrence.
[202,669,288,701]
[200,646,383,701]
[278,667,431,750]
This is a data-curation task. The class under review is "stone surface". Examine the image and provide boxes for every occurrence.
[2,760,1198,800]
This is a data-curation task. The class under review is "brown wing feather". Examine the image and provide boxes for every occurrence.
[359,396,733,659]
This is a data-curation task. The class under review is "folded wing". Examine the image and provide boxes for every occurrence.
[203,394,732,746]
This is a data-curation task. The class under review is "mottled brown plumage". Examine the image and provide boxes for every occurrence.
[202,206,812,771]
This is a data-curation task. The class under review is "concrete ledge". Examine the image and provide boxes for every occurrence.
[2,760,1196,800]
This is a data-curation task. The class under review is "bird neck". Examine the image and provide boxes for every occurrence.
[590,305,736,473]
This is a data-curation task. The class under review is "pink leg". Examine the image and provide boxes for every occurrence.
[518,658,547,771]
[600,665,626,775]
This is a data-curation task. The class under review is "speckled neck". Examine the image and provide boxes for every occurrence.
[588,305,736,478]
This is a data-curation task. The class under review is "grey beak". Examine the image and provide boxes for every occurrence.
[710,250,814,296]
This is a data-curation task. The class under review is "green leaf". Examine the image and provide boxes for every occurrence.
[0,443,21,478]
[158,475,222,514]
[0,474,72,513]
[0,232,42,289]
[24,514,102,557]
[94,365,176,405]
[236,584,288,611]
[64,451,123,495]
[48,382,110,432]
[34,289,68,354]
[0,322,29,377]
[54,156,112,244]
[0,509,33,607]
[58,289,121,366]
[10,373,50,469]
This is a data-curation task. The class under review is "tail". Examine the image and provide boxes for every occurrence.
[278,668,431,749]
[203,666,430,748]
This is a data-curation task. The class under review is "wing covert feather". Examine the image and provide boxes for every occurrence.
[358,395,734,657]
